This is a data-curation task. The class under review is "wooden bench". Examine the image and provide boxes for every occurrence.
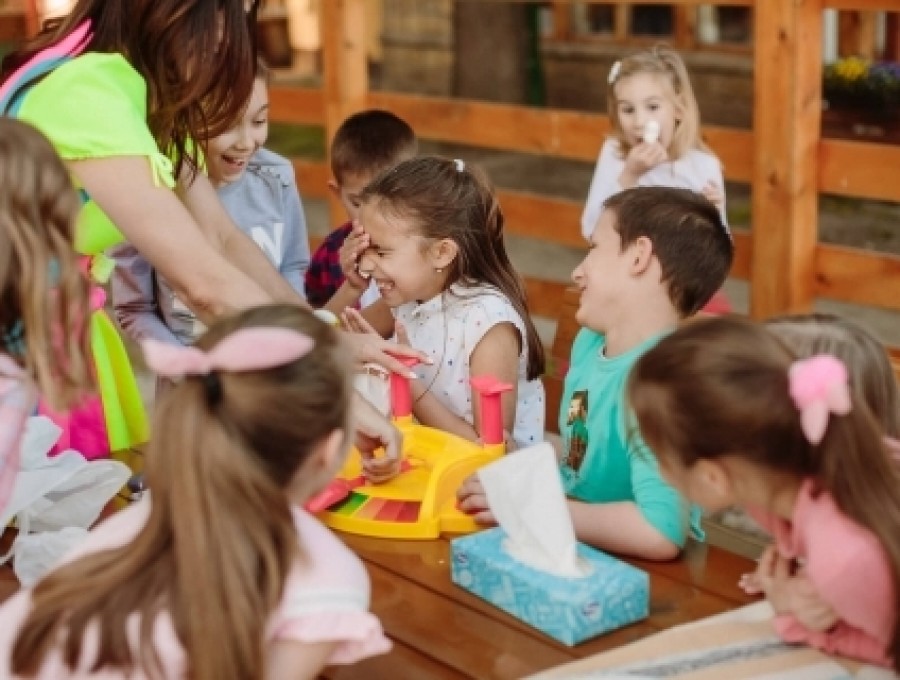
[541,287,580,435]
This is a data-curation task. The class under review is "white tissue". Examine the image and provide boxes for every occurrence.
[643,120,660,144]
[477,442,592,578]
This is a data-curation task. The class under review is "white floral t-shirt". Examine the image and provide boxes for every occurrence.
[394,283,545,448]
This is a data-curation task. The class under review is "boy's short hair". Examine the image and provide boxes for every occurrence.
[330,110,417,184]
[604,187,733,317]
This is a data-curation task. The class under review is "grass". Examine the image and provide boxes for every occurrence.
[267,122,326,160]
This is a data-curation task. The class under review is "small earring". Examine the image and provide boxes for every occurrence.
[435,267,444,274]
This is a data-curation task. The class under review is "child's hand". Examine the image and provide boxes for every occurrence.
[339,221,371,290]
[353,390,402,483]
[786,570,839,632]
[754,545,796,615]
[456,473,497,525]
[620,142,668,188]
[701,181,725,211]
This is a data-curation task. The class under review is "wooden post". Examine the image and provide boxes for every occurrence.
[321,0,368,224]
[750,0,823,318]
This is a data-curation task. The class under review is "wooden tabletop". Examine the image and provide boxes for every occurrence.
[0,525,756,680]
[323,533,757,680]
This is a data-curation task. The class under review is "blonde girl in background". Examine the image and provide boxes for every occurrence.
[581,46,726,241]
[0,305,391,679]
[0,118,93,515]
[628,316,900,670]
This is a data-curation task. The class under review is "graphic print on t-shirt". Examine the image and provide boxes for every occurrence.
[563,389,589,474]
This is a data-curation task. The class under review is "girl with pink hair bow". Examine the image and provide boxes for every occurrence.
[627,316,900,672]
[0,305,392,680]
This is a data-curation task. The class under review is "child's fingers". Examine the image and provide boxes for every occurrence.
[394,320,411,346]
[344,307,379,336]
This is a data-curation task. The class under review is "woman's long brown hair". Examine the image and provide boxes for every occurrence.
[360,155,546,380]
[0,118,91,409]
[1,0,260,179]
[628,316,900,670]
[12,305,352,680]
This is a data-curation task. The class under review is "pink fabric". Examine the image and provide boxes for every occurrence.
[142,327,314,379]
[788,355,852,445]
[39,282,110,460]
[749,478,895,667]
[0,501,390,677]
[0,355,35,517]
[39,396,108,460]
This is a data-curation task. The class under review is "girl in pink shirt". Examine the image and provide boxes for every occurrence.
[627,316,900,671]
[0,118,93,517]
[0,305,390,679]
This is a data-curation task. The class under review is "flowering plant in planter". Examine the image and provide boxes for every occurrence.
[823,57,900,113]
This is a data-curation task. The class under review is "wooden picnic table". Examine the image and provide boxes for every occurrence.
[0,522,757,680]
[324,533,757,680]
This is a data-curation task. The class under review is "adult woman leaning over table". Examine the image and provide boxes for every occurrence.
[0,0,418,455]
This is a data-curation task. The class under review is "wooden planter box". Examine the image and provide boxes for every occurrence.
[822,104,900,144]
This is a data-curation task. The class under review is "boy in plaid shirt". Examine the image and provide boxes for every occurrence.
[305,111,417,314]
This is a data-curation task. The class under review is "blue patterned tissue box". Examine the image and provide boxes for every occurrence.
[451,528,649,646]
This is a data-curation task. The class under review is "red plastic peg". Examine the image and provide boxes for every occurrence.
[470,376,513,446]
[389,355,421,419]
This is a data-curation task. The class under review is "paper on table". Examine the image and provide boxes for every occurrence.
[477,442,592,578]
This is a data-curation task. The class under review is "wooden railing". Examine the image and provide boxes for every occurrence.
[269,0,900,348]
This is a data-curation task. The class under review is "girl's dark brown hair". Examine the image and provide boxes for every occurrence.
[0,118,92,409]
[12,305,352,680]
[628,315,900,670]
[2,0,260,179]
[360,155,546,380]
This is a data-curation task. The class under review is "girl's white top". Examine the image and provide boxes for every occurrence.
[581,138,726,240]
[394,283,545,449]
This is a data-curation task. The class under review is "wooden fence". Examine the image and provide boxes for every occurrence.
[270,0,900,361]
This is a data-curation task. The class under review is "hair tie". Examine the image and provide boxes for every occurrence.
[788,354,852,445]
[454,158,465,173]
[608,60,621,84]
[203,371,223,406]
[142,327,315,380]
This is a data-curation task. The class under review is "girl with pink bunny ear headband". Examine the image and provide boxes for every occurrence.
[627,316,900,672]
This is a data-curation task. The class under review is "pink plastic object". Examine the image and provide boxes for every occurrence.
[305,460,414,513]
[470,376,513,446]
[389,355,421,418]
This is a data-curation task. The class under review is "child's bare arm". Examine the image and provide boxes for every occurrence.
[568,500,680,560]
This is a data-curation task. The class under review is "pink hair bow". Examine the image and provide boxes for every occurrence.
[142,327,314,379]
[788,354,852,445]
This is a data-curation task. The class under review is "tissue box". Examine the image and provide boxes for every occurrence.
[451,528,649,646]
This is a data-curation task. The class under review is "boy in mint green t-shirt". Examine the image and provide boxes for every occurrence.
[460,186,733,560]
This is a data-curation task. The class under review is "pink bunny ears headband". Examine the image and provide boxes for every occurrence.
[788,354,852,445]
[142,327,314,402]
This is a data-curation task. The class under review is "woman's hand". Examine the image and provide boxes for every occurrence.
[341,308,430,378]
[352,390,402,483]
[620,142,668,188]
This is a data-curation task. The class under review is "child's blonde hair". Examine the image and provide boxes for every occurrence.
[607,45,709,159]
[0,118,92,409]
[12,305,352,680]
[766,313,900,439]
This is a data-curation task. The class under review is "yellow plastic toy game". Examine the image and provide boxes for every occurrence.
[306,361,510,539]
